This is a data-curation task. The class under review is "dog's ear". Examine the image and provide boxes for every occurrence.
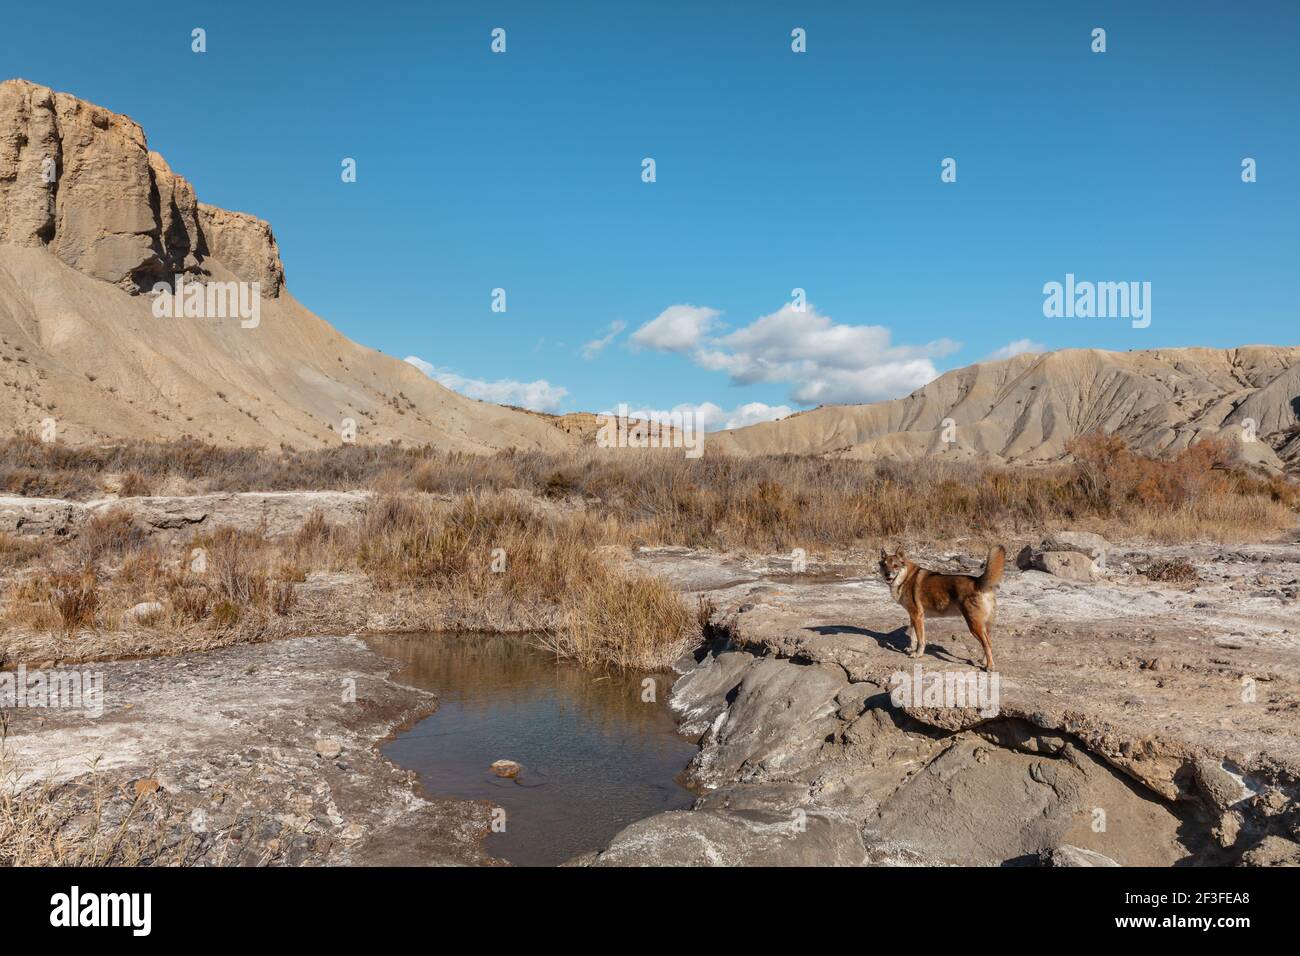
[894,547,906,558]
[879,548,888,561]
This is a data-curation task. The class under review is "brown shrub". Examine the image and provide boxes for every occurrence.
[75,509,149,565]
[270,581,297,616]
[551,566,696,670]
[118,470,152,497]
[164,576,212,623]
[47,567,99,634]
[0,533,44,571]
[1066,432,1233,512]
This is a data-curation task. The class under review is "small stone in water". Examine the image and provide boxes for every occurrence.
[490,760,522,778]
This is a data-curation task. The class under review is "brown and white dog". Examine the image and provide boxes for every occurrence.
[878,545,1005,671]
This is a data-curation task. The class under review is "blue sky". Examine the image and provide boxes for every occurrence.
[4,1,1297,426]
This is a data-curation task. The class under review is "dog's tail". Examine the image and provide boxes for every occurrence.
[976,545,1006,591]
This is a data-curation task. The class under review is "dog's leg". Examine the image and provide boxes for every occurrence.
[911,612,927,659]
[962,609,994,672]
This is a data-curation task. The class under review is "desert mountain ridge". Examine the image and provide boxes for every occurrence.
[1,79,1297,471]
[713,345,1300,473]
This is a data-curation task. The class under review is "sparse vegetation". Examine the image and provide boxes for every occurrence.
[0,432,1295,671]
[0,715,239,866]
[2,432,1295,545]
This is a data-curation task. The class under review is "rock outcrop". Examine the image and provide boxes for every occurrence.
[0,79,160,290]
[196,203,284,296]
[580,545,1300,867]
[2,635,498,866]
[0,491,374,539]
[148,151,203,276]
[0,78,282,295]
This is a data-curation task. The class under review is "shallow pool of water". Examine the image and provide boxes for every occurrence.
[368,632,698,866]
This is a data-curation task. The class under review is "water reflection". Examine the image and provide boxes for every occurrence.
[369,632,698,866]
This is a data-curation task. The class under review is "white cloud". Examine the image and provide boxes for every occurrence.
[580,320,626,360]
[405,356,568,413]
[985,338,1046,362]
[629,305,721,353]
[717,401,793,430]
[629,302,960,406]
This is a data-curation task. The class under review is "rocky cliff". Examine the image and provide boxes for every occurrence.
[0,78,576,451]
[0,79,282,295]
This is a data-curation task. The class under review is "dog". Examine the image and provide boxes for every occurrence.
[878,545,1005,671]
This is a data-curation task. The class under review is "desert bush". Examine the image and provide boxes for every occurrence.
[74,509,149,565]
[1065,432,1233,513]
[118,470,152,497]
[0,533,44,571]
[202,529,272,623]
[164,575,212,624]
[47,567,100,634]
[269,580,297,616]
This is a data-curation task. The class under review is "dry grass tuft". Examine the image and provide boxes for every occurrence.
[0,720,201,866]
[48,567,100,634]
[550,567,696,671]
[74,508,149,565]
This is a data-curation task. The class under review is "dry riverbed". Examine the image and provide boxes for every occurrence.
[1,636,495,865]
[572,536,1300,866]
[3,492,1299,865]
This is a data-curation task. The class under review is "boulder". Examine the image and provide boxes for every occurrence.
[1193,758,1247,812]
[1017,547,1099,582]
[125,601,165,623]
[1044,845,1121,867]
[686,657,846,787]
[1040,530,1110,560]
[1017,530,1109,581]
